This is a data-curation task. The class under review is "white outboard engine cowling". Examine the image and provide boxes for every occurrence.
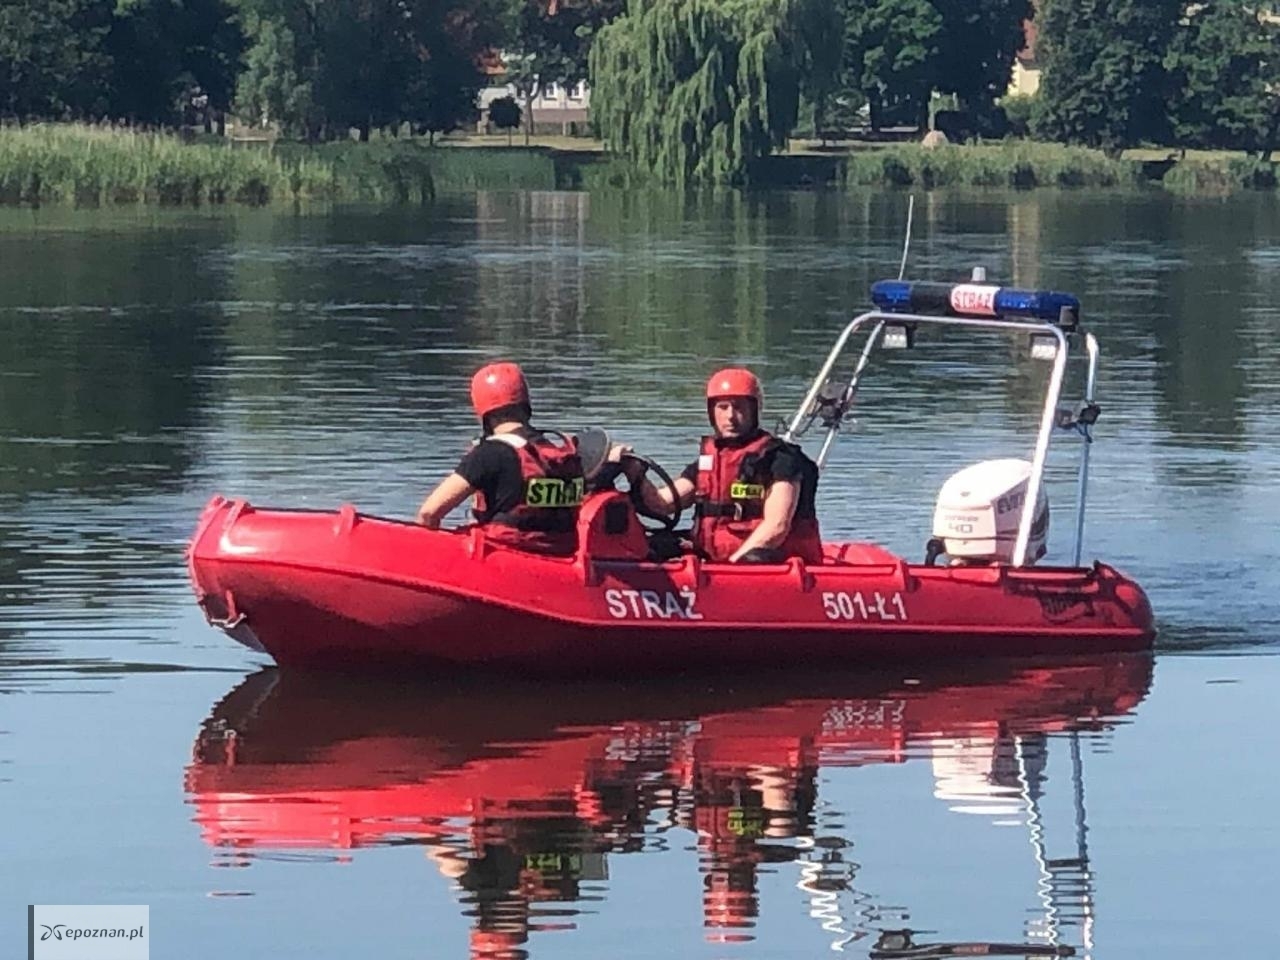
[932,459,1049,564]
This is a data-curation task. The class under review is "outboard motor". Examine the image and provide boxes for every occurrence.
[928,459,1048,565]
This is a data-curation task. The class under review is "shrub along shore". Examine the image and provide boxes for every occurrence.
[1,124,1275,206]
[0,124,550,205]
[756,142,1278,193]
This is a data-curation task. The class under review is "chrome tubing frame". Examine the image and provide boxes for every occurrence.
[809,320,887,469]
[1072,333,1099,567]
[1016,731,1096,957]
[785,310,1071,569]
[1015,735,1060,950]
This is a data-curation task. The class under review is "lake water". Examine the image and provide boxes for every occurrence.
[1,189,1277,957]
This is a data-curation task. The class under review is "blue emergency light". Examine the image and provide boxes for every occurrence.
[871,279,1081,327]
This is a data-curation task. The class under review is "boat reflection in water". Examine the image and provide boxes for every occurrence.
[186,654,1152,958]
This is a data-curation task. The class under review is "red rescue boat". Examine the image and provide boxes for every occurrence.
[187,277,1156,671]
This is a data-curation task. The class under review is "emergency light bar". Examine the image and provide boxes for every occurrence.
[871,280,1081,327]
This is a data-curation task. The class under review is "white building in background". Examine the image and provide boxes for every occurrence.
[1007,17,1041,97]
[477,80,591,135]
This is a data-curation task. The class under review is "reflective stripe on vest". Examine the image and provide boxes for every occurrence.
[692,431,824,563]
[692,432,775,556]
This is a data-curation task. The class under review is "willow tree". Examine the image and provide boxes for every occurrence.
[589,0,837,185]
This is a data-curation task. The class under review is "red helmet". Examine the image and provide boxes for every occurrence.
[705,367,762,424]
[703,879,756,936]
[470,362,530,419]
[469,928,526,957]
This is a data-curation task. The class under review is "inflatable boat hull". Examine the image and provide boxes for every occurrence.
[187,494,1155,672]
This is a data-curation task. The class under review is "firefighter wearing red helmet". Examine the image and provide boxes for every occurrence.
[621,367,822,563]
[415,361,585,554]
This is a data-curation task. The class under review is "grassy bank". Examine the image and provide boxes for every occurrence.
[842,142,1144,189]
[0,124,337,205]
[1156,154,1278,195]
[278,140,563,193]
[0,124,567,206]
[3,124,1276,203]
[505,136,1278,194]
[770,140,1277,194]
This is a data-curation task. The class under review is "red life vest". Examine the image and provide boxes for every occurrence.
[473,430,585,553]
[692,432,823,563]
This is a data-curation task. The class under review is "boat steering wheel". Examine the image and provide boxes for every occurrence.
[621,453,682,531]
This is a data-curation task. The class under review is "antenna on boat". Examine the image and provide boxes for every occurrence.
[783,195,917,458]
[803,198,916,463]
[897,195,915,281]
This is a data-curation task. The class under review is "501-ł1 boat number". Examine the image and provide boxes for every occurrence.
[821,591,908,621]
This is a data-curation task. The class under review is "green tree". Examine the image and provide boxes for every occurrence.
[314,0,419,140]
[590,0,838,185]
[930,0,1032,126]
[489,94,523,143]
[181,0,250,131]
[410,59,483,142]
[847,0,942,130]
[832,0,1029,134]
[796,0,845,135]
[234,13,320,136]
[505,0,624,144]
[1165,0,1280,157]
[100,0,244,127]
[235,0,500,140]
[106,0,181,124]
[403,0,507,140]
[0,0,113,119]
[1033,0,1182,151]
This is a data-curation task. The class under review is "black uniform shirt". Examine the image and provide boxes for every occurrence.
[455,426,540,519]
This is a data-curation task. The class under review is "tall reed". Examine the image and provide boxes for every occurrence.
[842,142,1145,190]
[0,124,436,205]
[1161,155,1278,195]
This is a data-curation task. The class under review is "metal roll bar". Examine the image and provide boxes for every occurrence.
[783,310,1098,569]
[1071,333,1099,567]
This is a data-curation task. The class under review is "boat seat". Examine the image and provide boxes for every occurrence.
[822,541,903,566]
[575,490,650,561]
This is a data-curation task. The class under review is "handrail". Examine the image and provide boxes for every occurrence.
[784,310,1072,568]
[1072,333,1099,567]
